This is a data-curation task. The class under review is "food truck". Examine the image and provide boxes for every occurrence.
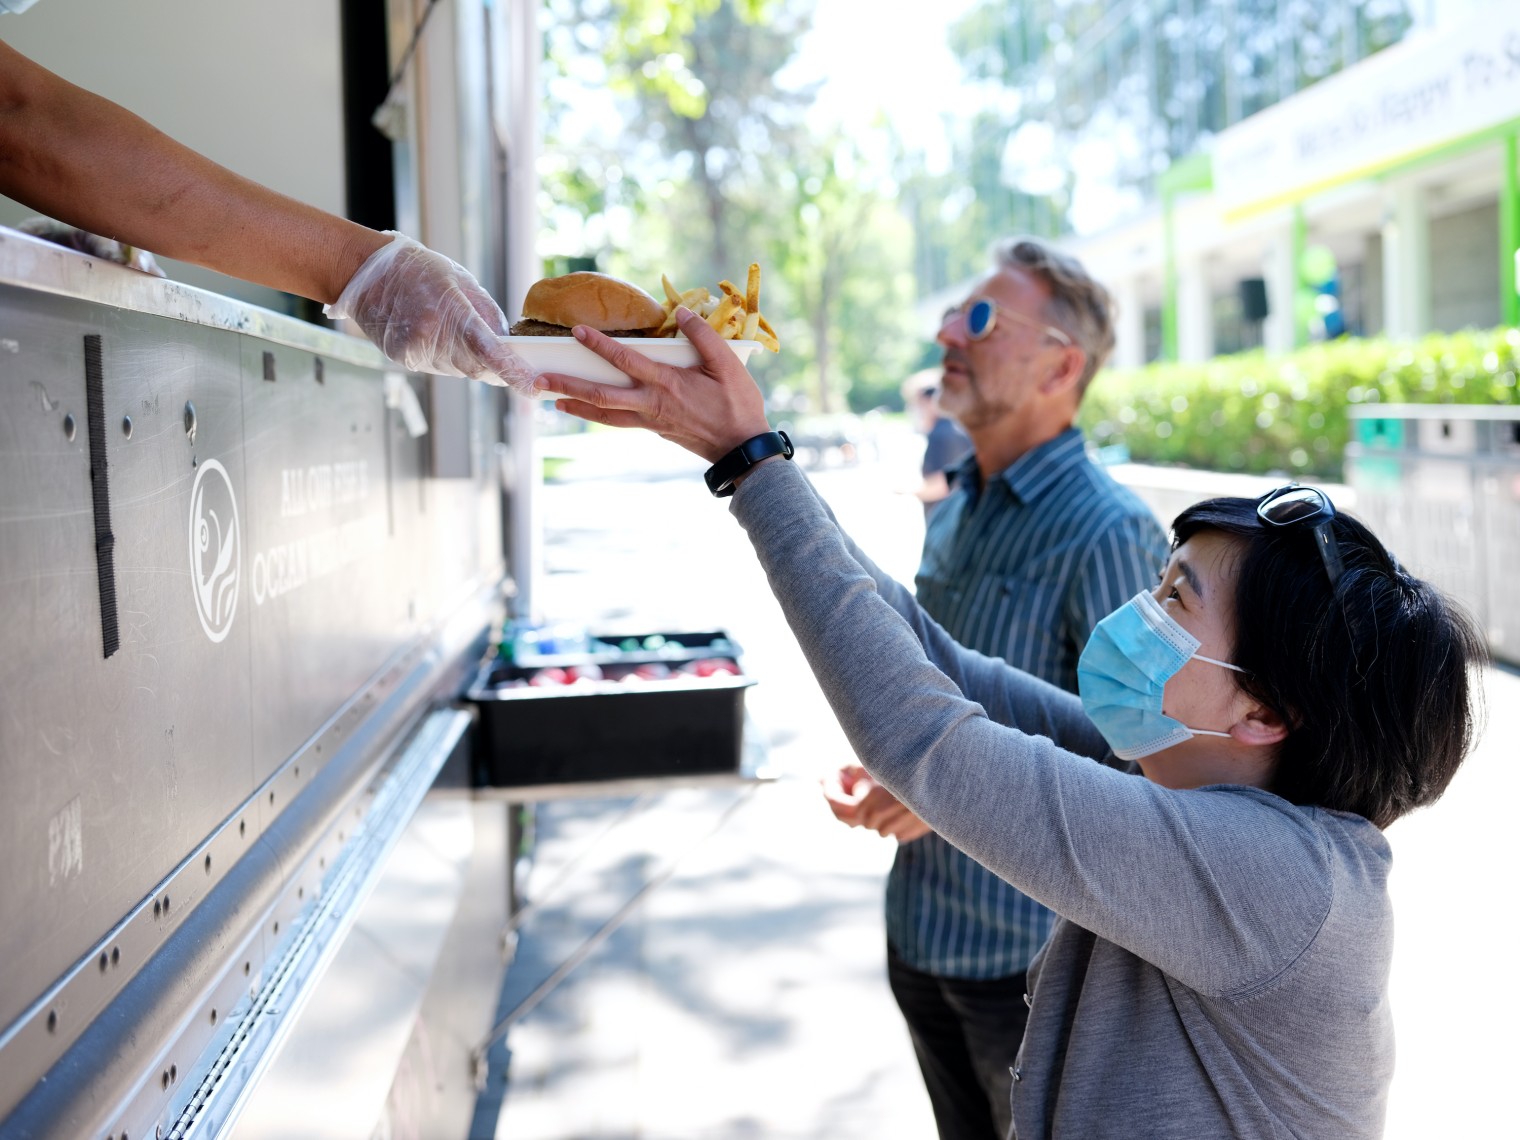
[0,4,755,1137]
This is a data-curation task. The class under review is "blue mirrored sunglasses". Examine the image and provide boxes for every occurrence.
[942,297,1073,346]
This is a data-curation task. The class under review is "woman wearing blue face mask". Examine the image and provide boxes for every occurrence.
[537,312,1487,1140]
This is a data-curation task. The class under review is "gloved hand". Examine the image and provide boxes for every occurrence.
[325,231,536,392]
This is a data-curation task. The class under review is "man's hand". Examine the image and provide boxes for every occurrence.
[325,232,536,391]
[821,764,932,843]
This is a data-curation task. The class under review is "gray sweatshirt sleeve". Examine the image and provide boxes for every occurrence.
[730,460,1332,997]
[789,472,1109,753]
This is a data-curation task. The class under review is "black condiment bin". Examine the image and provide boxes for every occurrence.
[465,630,756,789]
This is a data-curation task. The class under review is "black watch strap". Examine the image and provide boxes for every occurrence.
[704,430,794,498]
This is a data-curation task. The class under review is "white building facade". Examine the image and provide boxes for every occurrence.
[1068,0,1520,366]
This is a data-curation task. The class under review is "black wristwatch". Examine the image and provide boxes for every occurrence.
[704,430,794,498]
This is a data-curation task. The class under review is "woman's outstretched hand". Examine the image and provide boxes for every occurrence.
[534,307,773,463]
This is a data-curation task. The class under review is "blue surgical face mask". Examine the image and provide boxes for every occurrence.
[1077,590,1246,760]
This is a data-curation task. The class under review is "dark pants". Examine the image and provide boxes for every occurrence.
[887,943,1029,1140]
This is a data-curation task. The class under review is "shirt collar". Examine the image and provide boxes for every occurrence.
[951,426,1087,505]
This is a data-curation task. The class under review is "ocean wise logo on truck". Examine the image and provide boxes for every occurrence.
[188,458,240,642]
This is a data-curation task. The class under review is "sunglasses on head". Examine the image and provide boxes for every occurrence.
[1257,484,1345,586]
[941,296,1073,346]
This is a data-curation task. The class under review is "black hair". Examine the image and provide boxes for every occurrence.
[1171,493,1488,829]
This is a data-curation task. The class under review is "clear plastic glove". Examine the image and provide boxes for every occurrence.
[325,231,536,393]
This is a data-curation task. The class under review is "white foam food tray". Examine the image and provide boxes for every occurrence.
[508,336,761,396]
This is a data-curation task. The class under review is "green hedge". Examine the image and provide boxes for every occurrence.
[1078,329,1520,477]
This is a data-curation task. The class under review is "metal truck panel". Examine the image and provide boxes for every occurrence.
[0,229,509,1137]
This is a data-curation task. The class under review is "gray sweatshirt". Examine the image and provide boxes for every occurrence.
[731,460,1393,1139]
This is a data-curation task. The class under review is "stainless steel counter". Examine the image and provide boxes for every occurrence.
[0,225,388,369]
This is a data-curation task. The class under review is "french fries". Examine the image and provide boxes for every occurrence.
[655,278,712,335]
[653,262,780,352]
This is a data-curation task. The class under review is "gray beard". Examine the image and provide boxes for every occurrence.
[949,366,1014,432]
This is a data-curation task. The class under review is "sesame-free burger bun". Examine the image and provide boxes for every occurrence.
[516,272,665,334]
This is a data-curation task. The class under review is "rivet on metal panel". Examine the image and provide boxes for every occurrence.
[63,412,76,440]
[210,1008,218,1025]
[153,899,161,919]
[243,961,251,976]
[163,894,170,912]
[46,1010,57,1032]
[204,854,212,874]
[160,1071,169,1090]
[239,818,246,837]
[294,765,301,779]
[273,921,280,935]
[183,401,197,444]
[112,946,120,966]
[121,415,132,438]
[269,792,275,807]
[99,951,108,972]
[170,1065,177,1081]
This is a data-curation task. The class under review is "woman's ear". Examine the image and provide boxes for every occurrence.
[1230,701,1289,747]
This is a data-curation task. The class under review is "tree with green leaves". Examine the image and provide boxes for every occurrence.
[541,0,919,412]
[940,0,1416,236]
[545,0,808,284]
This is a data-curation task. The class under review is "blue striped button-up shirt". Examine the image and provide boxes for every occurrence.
[886,426,1169,978]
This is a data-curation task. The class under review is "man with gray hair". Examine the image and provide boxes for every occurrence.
[824,237,1166,1140]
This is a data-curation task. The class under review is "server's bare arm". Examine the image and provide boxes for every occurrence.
[0,38,385,304]
[0,40,537,388]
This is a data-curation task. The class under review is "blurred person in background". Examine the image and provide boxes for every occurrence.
[537,308,1488,1140]
[902,368,972,517]
[822,239,1167,1140]
[0,37,534,391]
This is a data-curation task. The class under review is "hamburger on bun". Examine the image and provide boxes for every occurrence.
[510,272,666,337]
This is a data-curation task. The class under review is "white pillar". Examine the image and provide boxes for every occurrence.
[1110,276,1147,368]
[1176,256,1215,363]
[503,0,543,619]
[1262,218,1297,355]
[1382,181,1431,340]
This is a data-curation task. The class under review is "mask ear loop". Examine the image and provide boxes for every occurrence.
[1194,653,1246,673]
[1185,654,1250,739]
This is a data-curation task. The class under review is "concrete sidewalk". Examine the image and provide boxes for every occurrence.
[489,429,1517,1138]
